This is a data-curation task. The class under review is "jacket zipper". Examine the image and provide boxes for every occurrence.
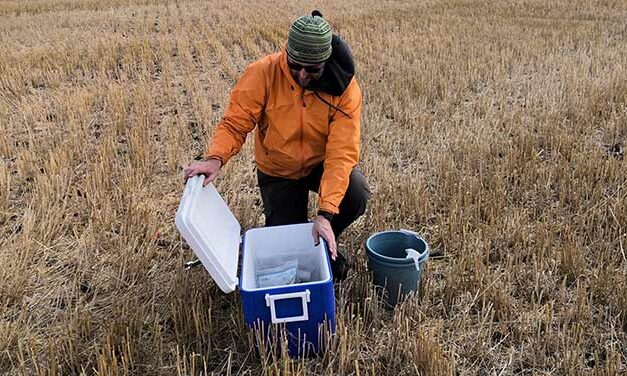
[300,90,306,178]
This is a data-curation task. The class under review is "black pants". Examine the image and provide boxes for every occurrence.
[257,164,370,241]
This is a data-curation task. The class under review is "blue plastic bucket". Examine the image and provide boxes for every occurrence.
[365,229,429,307]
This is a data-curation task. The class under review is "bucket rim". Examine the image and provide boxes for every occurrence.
[364,230,429,264]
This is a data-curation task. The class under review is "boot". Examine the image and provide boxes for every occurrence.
[330,246,354,282]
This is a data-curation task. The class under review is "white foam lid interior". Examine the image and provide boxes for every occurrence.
[175,176,241,293]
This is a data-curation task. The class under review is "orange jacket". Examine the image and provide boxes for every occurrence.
[206,49,362,215]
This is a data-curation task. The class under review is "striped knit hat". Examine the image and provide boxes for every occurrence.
[287,13,332,64]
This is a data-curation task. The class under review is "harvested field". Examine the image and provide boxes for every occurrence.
[1,0,626,374]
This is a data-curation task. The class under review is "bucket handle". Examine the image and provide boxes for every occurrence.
[400,229,429,271]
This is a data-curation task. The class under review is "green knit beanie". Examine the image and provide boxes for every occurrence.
[286,14,332,64]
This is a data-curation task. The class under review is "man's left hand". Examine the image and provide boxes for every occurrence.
[312,215,337,260]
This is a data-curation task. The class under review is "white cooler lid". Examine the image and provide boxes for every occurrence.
[175,175,241,293]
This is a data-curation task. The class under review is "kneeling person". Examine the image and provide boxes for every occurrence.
[184,11,370,281]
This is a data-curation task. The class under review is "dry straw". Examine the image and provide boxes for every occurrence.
[1,0,626,375]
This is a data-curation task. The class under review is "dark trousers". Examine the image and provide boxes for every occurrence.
[257,164,370,241]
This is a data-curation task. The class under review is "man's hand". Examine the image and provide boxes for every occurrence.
[183,159,222,186]
[312,215,337,261]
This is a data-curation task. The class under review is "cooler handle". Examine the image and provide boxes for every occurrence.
[265,290,311,324]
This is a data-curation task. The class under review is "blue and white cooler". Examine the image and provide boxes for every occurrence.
[175,175,336,356]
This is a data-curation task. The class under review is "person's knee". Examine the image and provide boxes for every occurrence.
[343,168,371,219]
[353,180,370,218]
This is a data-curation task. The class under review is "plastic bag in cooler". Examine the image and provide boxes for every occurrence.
[255,251,321,288]
[256,256,299,288]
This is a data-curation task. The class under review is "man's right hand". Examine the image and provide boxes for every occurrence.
[183,158,222,186]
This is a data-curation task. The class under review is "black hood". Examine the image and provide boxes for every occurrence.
[310,34,355,97]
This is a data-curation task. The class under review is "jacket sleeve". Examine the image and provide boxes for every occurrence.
[318,78,362,215]
[205,63,267,164]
